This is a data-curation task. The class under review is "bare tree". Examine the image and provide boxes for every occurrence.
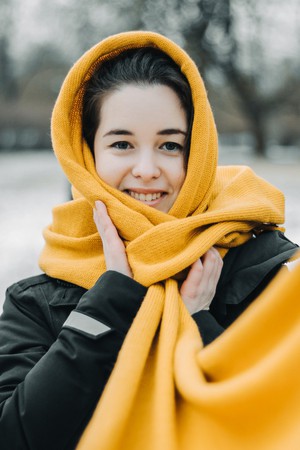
[182,0,300,155]
[0,0,19,99]
[142,0,300,155]
[1,0,299,153]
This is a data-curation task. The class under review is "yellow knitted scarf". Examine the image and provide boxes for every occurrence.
[39,32,300,449]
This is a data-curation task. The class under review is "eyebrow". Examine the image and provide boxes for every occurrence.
[158,128,187,136]
[103,128,187,137]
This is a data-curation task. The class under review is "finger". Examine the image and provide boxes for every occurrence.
[94,201,114,237]
[180,248,223,314]
[94,201,123,257]
[180,258,204,299]
[183,248,222,298]
[94,201,121,248]
[180,258,214,314]
[202,247,223,275]
[94,201,132,277]
[181,248,218,299]
[208,247,223,281]
[201,248,223,297]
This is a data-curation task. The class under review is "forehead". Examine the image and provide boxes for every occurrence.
[99,84,187,130]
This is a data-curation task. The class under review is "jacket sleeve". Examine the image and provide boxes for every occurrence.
[0,271,147,450]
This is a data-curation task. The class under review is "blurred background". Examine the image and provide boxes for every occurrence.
[0,0,299,308]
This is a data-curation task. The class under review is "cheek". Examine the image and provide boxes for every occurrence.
[173,159,186,192]
[95,154,127,189]
[176,172,186,193]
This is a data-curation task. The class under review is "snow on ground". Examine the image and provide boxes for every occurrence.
[0,151,66,311]
[0,148,299,311]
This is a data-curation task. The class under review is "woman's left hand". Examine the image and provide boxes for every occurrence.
[180,248,223,315]
[93,201,132,278]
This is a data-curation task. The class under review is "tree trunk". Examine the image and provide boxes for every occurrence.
[251,114,267,157]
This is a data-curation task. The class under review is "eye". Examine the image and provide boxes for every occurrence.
[161,142,183,152]
[111,141,132,150]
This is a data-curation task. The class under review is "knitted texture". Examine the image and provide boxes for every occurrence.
[37,32,294,449]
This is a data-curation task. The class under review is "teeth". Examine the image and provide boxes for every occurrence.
[128,191,162,202]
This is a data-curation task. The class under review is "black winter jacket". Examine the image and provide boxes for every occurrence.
[0,231,297,450]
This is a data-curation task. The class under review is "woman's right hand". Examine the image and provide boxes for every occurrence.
[180,248,223,315]
[93,200,133,278]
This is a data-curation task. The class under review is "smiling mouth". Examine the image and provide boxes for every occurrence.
[125,190,166,202]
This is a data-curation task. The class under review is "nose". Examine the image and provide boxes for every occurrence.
[131,149,161,181]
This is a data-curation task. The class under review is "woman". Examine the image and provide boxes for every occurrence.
[0,31,298,450]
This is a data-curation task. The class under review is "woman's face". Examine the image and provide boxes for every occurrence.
[94,84,187,213]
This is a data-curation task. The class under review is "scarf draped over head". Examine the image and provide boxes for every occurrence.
[40,31,284,289]
[39,31,300,450]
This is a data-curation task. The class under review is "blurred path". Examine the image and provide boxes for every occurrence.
[0,149,299,310]
[0,151,66,310]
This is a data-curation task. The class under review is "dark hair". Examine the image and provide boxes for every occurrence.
[82,47,193,162]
